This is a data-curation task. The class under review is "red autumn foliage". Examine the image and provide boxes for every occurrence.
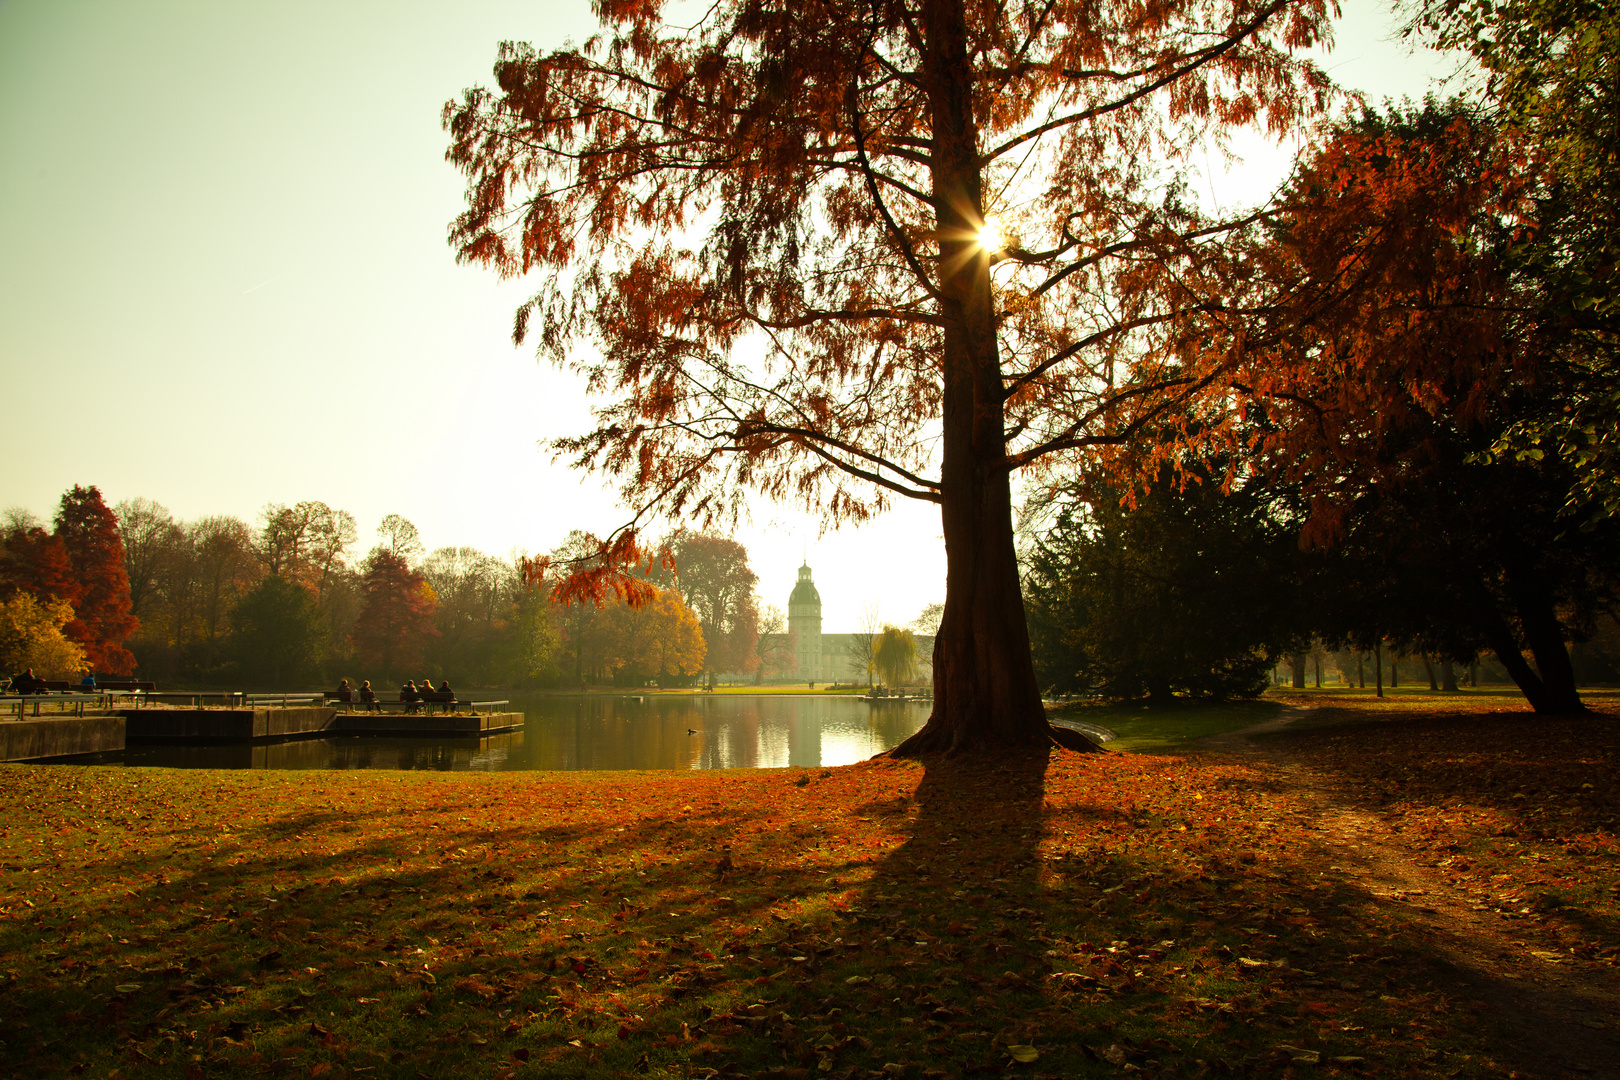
[353,548,440,677]
[0,527,81,609]
[1242,108,1538,543]
[444,0,1336,753]
[53,485,138,675]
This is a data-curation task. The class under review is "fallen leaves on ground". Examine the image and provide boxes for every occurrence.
[1270,692,1620,974]
[4,697,1610,1078]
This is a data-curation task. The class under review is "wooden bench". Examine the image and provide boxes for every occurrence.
[418,689,459,714]
[9,680,73,694]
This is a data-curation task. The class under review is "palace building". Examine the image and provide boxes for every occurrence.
[782,562,933,683]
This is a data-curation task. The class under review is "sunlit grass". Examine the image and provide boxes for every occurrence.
[1049,699,1281,752]
[4,696,1616,1078]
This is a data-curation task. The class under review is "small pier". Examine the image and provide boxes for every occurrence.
[124,707,523,743]
[2,691,523,761]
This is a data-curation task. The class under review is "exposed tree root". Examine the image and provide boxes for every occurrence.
[883,721,1102,760]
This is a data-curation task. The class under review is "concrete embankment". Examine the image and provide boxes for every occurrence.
[123,708,524,742]
[0,715,126,761]
[2,708,525,761]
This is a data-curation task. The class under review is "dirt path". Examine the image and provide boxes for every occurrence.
[1202,709,1620,1080]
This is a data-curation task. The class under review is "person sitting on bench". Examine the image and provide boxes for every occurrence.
[359,679,378,711]
[400,679,420,713]
[329,678,355,711]
[9,668,43,695]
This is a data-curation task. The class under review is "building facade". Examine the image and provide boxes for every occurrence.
[781,562,933,684]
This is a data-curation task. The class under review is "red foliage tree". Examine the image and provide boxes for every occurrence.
[53,485,138,675]
[1242,104,1611,714]
[0,527,81,609]
[353,548,440,678]
[445,0,1334,755]
[667,532,760,682]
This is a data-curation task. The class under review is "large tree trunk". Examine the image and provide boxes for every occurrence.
[890,0,1087,757]
[1505,560,1586,714]
[1472,561,1586,714]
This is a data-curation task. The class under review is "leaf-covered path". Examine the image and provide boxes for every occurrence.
[1204,701,1620,1080]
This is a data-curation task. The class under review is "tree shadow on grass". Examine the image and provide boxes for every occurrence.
[4,743,1559,1080]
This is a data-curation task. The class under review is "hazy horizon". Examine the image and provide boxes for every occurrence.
[0,0,1459,631]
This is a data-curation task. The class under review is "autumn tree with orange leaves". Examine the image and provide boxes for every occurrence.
[446,0,1334,755]
[53,485,139,675]
[353,548,440,679]
[1239,102,1620,714]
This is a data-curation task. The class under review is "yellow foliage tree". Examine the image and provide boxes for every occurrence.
[874,626,919,689]
[604,587,706,683]
[0,594,88,681]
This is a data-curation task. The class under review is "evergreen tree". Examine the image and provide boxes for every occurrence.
[230,576,324,687]
[1023,465,1306,704]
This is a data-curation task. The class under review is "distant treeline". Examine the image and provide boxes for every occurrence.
[2,491,796,691]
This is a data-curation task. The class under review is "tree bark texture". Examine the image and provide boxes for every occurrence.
[890,0,1086,757]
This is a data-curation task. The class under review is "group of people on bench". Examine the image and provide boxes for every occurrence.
[327,678,456,713]
[401,679,455,713]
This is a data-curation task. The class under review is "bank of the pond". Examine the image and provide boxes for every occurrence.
[1,718,1566,1080]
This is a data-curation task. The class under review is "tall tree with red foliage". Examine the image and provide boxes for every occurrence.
[666,533,760,683]
[353,548,439,679]
[445,0,1334,755]
[1242,103,1619,713]
[53,485,138,675]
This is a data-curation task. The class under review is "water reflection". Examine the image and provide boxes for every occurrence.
[109,695,928,772]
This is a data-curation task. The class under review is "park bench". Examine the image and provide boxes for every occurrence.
[417,689,459,714]
[324,688,383,712]
[7,680,74,693]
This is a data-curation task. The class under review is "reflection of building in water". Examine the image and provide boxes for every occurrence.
[782,562,934,683]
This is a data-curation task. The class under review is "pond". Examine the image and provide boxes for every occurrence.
[103,693,930,772]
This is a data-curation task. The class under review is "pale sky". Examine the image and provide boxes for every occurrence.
[0,0,1458,631]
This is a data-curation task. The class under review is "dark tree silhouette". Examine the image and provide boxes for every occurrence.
[353,549,440,679]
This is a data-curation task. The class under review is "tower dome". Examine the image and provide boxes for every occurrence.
[788,561,821,609]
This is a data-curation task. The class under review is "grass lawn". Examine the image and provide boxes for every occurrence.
[2,696,1616,1078]
[1048,699,1282,753]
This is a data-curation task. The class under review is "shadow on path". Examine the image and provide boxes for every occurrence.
[1205,708,1620,1080]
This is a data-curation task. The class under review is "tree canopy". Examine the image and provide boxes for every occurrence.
[446,0,1335,753]
[1239,100,1619,713]
[54,485,138,675]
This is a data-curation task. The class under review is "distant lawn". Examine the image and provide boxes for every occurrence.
[1047,698,1282,752]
